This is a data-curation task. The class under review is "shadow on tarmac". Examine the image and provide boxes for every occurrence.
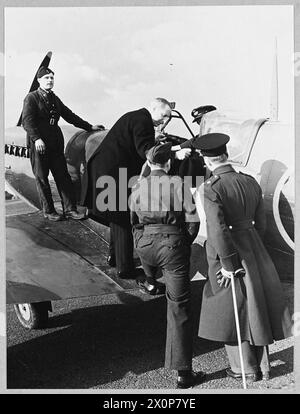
[7,281,224,389]
[7,279,293,389]
[268,346,294,379]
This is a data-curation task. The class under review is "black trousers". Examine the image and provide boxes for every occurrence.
[134,225,192,371]
[109,220,134,272]
[30,145,76,213]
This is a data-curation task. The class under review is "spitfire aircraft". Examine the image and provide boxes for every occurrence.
[5,52,294,329]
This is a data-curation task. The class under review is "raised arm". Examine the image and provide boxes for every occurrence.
[57,97,93,131]
[132,119,155,160]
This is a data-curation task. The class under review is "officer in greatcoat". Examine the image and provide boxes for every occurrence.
[195,133,292,381]
[22,66,101,221]
[130,142,206,389]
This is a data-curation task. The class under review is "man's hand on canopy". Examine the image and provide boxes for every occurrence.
[175,148,192,160]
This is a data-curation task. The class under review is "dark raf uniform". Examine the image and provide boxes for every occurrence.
[81,107,156,274]
[130,143,200,372]
[195,133,292,378]
[22,67,93,215]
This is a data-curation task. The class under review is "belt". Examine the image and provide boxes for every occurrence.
[135,224,184,235]
[228,219,255,231]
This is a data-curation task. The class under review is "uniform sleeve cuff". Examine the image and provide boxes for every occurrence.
[180,139,192,149]
[220,253,241,272]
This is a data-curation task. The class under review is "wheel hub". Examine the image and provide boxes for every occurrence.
[17,304,31,321]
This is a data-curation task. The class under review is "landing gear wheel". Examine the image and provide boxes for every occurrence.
[14,302,50,329]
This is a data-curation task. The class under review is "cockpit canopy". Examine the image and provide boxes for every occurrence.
[199,111,268,166]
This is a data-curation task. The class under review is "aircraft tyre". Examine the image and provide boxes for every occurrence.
[13,302,50,329]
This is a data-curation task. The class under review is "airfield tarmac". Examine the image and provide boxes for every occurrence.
[5,195,295,392]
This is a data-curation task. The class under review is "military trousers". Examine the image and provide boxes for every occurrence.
[225,341,270,374]
[30,145,76,214]
[134,225,192,371]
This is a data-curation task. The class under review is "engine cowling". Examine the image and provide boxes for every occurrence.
[64,129,109,201]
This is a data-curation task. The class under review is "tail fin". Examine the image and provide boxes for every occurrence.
[17,51,52,126]
[270,38,279,121]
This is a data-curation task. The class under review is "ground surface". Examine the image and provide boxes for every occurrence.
[6,195,295,392]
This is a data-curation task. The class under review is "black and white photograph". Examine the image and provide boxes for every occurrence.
[2,1,298,394]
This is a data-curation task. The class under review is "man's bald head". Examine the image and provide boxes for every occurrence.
[148,98,172,127]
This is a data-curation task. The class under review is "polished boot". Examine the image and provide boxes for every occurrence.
[65,210,85,220]
[117,267,145,280]
[226,368,259,381]
[117,269,136,280]
[106,254,116,267]
[177,370,206,389]
[136,277,166,296]
[43,211,63,221]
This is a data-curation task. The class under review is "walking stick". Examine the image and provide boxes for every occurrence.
[230,273,247,390]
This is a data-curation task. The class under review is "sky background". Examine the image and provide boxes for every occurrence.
[5,5,294,133]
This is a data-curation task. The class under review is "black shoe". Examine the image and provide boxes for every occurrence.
[43,211,63,221]
[226,368,258,381]
[136,277,166,296]
[107,254,116,267]
[177,371,206,389]
[65,210,85,220]
[117,269,136,280]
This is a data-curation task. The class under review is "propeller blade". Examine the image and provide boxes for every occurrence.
[17,51,52,126]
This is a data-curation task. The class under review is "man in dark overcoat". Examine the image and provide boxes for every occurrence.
[81,98,174,279]
[130,142,205,389]
[22,66,101,221]
[196,133,292,381]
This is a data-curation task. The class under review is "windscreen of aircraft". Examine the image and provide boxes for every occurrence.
[200,110,268,166]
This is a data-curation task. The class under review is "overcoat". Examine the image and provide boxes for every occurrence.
[22,88,92,150]
[81,108,156,225]
[198,164,292,346]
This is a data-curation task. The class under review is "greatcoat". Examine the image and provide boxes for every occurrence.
[198,164,292,345]
[81,108,156,225]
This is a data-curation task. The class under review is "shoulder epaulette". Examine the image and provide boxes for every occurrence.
[205,174,220,186]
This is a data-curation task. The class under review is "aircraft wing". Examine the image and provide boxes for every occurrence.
[6,212,123,304]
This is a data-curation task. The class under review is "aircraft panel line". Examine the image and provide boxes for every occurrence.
[18,218,123,290]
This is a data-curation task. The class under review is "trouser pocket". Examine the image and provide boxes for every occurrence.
[133,230,154,249]
[137,235,154,249]
[163,235,188,250]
